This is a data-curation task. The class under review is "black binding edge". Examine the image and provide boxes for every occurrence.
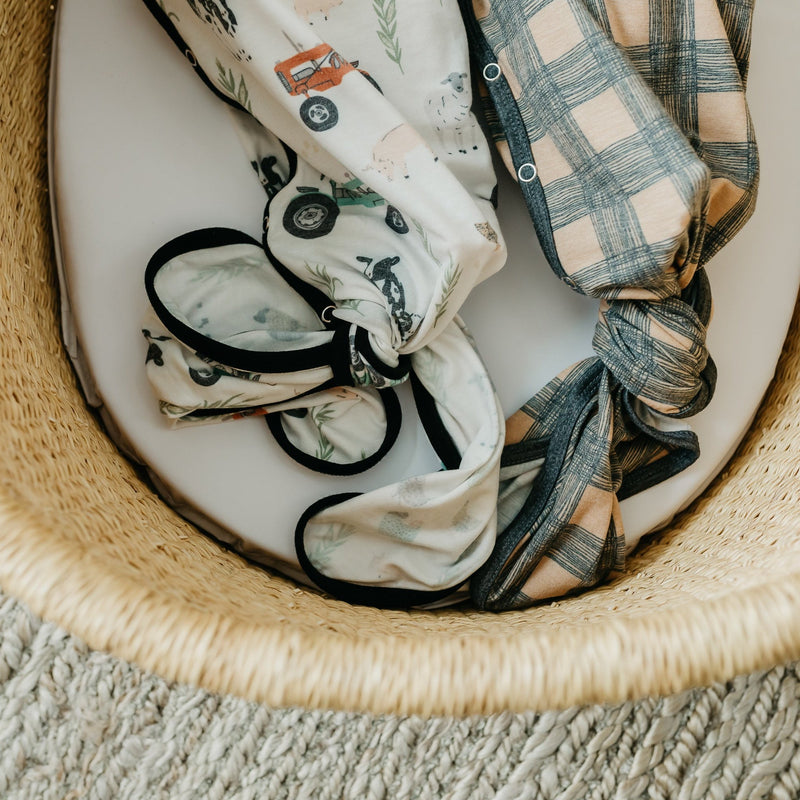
[145,227,350,374]
[266,387,403,476]
[354,326,411,381]
[409,371,461,470]
[295,493,465,609]
[457,0,570,283]
[469,360,603,608]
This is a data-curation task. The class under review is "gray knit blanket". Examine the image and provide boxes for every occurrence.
[0,588,798,799]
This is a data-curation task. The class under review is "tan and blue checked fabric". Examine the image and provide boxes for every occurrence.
[461,0,758,609]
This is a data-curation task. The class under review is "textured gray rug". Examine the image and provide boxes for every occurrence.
[1,589,799,800]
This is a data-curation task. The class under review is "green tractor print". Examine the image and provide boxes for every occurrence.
[282,175,409,239]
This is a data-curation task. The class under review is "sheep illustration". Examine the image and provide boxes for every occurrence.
[425,72,481,156]
[294,0,343,23]
[397,476,428,507]
[379,511,421,542]
[253,306,305,341]
[365,123,429,181]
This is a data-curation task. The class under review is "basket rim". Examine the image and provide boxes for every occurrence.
[3,489,800,716]
[4,0,800,718]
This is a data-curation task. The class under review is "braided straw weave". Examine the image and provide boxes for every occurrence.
[1,1,800,717]
[3,589,800,800]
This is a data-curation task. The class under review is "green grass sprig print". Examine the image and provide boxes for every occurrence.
[433,258,463,327]
[304,263,363,315]
[412,219,438,264]
[216,59,252,113]
[304,263,342,299]
[307,524,354,571]
[412,219,463,328]
[373,0,404,74]
[311,404,336,461]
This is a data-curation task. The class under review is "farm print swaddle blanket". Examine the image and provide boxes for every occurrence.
[140,0,507,605]
[459,0,758,609]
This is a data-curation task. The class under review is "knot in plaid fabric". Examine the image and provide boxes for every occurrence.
[592,293,712,419]
[462,0,757,610]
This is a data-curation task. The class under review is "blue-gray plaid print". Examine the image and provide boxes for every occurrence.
[461,0,758,610]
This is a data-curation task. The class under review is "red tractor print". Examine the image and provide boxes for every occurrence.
[274,44,380,132]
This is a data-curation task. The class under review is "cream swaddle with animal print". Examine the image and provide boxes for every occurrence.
[140,0,507,605]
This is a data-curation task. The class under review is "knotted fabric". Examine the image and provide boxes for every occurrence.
[140,0,506,604]
[460,0,758,609]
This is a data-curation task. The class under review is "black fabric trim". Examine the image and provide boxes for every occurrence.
[354,326,410,381]
[500,437,548,468]
[141,0,247,113]
[266,387,402,475]
[145,227,345,374]
[470,360,603,608]
[616,391,700,500]
[409,371,461,470]
[457,0,569,284]
[295,494,464,609]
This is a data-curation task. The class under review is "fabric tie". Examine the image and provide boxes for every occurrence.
[143,228,411,472]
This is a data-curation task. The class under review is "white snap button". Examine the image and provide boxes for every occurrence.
[320,305,336,324]
[517,162,538,183]
[483,62,502,82]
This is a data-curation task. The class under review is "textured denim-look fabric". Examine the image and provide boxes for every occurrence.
[460,0,759,609]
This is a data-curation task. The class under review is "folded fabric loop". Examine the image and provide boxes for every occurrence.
[295,316,504,607]
[141,0,505,485]
[143,0,505,364]
[144,225,506,599]
[471,357,699,610]
[143,227,409,473]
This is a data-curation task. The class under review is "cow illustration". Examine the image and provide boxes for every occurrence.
[425,72,481,155]
[186,0,237,36]
[365,123,428,181]
[358,255,417,340]
[250,156,284,197]
[142,329,171,367]
[294,0,343,23]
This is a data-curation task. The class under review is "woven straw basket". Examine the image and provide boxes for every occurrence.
[3,3,800,718]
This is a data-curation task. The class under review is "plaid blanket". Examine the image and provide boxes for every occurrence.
[460,0,759,609]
